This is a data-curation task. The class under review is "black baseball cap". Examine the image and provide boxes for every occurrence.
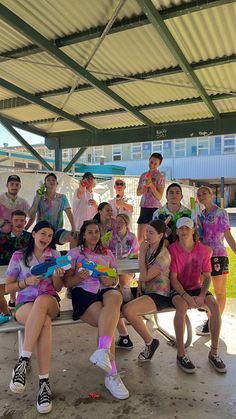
[7,175,21,183]
[44,172,57,181]
[82,172,95,180]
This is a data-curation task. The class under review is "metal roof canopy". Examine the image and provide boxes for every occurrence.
[0,0,236,168]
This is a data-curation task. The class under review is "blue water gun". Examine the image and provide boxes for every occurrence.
[31,255,72,279]
[77,259,116,278]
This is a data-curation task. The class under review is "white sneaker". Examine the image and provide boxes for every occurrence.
[89,349,112,372]
[105,374,129,399]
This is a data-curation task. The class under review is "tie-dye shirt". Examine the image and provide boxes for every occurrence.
[68,246,117,294]
[6,248,60,304]
[142,247,171,296]
[108,230,139,259]
[201,204,230,257]
[36,193,70,231]
[0,193,30,233]
[153,204,192,244]
[138,170,165,208]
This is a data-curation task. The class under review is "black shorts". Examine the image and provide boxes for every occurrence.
[72,287,118,320]
[170,288,212,301]
[144,292,173,311]
[211,256,229,276]
[137,207,158,224]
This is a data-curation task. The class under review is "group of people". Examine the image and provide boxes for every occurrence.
[0,152,235,414]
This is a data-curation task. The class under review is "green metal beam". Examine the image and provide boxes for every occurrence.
[46,112,236,149]
[0,4,154,127]
[0,78,97,133]
[1,53,235,112]
[137,0,220,120]
[22,92,234,126]
[0,0,233,62]
[63,147,87,172]
[0,114,46,136]
[55,144,62,172]
[0,117,53,170]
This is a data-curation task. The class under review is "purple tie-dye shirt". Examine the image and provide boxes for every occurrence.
[6,248,60,304]
[138,170,165,208]
[108,230,139,259]
[67,246,117,294]
[201,204,230,257]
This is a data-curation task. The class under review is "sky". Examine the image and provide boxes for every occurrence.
[0,124,44,147]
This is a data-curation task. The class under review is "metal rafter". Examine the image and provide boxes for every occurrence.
[1,53,235,112]
[63,148,87,172]
[0,4,154,127]
[0,114,46,136]
[0,0,234,62]
[0,116,53,170]
[46,112,236,149]
[0,78,97,133]
[137,0,220,119]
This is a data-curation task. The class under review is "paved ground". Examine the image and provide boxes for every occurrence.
[0,297,236,419]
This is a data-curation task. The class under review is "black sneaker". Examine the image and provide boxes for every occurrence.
[208,354,227,373]
[10,356,29,393]
[138,338,159,361]
[115,335,133,350]
[196,320,210,336]
[177,355,196,373]
[37,379,52,414]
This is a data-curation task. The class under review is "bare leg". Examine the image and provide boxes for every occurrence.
[172,296,188,357]
[123,296,156,343]
[0,284,10,315]
[211,275,227,315]
[98,290,122,336]
[36,316,53,375]
[137,224,147,245]
[117,318,129,336]
[204,295,221,354]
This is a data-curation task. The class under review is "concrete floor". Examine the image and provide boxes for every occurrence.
[0,297,236,419]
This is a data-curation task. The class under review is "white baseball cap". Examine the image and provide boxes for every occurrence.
[176,217,194,229]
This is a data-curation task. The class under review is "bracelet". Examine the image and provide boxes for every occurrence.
[17,281,22,290]
[24,279,28,288]
[181,291,186,297]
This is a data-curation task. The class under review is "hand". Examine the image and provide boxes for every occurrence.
[53,267,65,278]
[25,275,41,286]
[139,240,149,252]
[88,199,97,208]
[100,276,116,287]
[183,293,198,309]
[77,268,90,281]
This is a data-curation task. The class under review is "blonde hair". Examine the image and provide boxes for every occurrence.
[116,213,130,226]
[197,186,213,196]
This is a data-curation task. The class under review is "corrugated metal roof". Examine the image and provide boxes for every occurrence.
[142,102,212,123]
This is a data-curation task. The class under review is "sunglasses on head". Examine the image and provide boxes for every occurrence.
[115,182,124,186]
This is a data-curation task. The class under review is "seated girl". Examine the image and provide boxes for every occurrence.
[6,221,65,414]
[93,202,115,246]
[122,220,171,361]
[64,220,129,400]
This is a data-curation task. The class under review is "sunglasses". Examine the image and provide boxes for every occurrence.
[115,182,124,186]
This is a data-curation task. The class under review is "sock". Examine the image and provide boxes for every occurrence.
[98,335,112,349]
[146,339,152,346]
[120,334,129,338]
[106,360,117,377]
[21,350,32,359]
[39,374,49,380]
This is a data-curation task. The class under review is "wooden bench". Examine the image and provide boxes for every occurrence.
[0,307,192,356]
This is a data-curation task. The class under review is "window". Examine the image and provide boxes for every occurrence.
[198,138,209,156]
[163,140,172,157]
[191,145,197,156]
[132,143,142,160]
[214,136,221,154]
[62,149,69,160]
[93,146,104,163]
[112,145,122,161]
[28,163,40,170]
[152,141,163,154]
[223,135,235,153]
[175,139,186,157]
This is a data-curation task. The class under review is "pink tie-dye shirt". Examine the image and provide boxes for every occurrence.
[108,230,139,259]
[201,205,230,257]
[67,246,117,294]
[6,248,60,305]
[138,170,165,208]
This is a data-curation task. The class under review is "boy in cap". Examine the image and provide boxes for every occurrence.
[0,175,30,234]
[72,172,100,230]
[27,173,75,231]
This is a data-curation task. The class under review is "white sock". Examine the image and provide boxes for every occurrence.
[21,350,32,359]
[146,339,152,346]
[39,374,49,380]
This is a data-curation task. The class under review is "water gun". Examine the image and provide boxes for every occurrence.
[81,179,89,188]
[190,197,203,239]
[77,259,116,278]
[36,184,46,196]
[31,255,72,279]
[101,230,113,243]
[128,253,138,259]
[145,172,152,185]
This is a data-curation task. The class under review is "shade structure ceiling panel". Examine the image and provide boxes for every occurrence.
[195,63,236,96]
[0,52,77,93]
[63,24,179,79]
[214,97,236,113]
[1,19,32,52]
[33,120,85,133]
[82,112,143,130]
[45,89,120,115]
[166,3,236,63]
[0,104,56,121]
[0,86,18,100]
[110,74,199,106]
[142,102,212,123]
